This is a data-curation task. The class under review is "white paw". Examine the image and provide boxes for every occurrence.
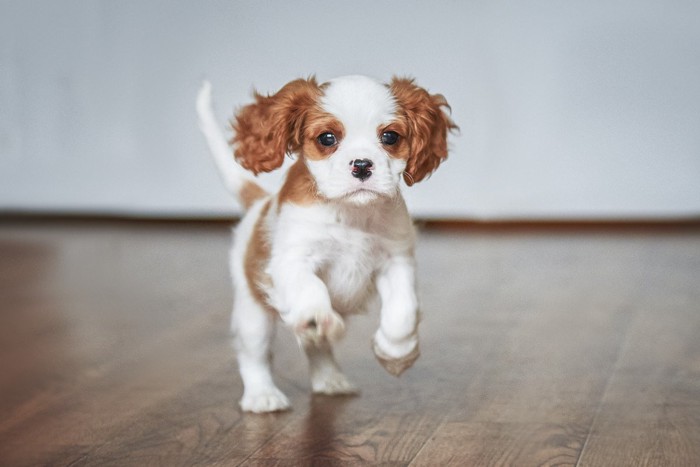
[373,330,420,377]
[295,309,345,345]
[311,372,359,395]
[240,387,291,413]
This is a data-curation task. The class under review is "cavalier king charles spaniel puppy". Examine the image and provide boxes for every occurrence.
[197,75,457,413]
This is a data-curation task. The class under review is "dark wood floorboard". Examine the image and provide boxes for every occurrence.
[0,220,699,466]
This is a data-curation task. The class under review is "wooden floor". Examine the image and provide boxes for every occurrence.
[1,219,699,466]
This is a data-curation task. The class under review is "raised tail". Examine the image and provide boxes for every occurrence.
[196,81,268,210]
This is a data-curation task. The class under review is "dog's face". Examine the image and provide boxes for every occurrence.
[305,76,409,205]
[232,75,457,205]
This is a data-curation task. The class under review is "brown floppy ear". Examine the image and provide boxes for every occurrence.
[231,77,321,174]
[389,77,459,186]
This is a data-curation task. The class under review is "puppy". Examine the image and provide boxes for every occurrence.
[197,75,456,413]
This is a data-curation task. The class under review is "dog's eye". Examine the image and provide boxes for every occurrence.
[381,131,399,146]
[317,132,337,147]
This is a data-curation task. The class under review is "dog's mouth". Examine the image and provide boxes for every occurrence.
[340,186,395,205]
[339,187,377,204]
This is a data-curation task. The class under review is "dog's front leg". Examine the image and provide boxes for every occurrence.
[272,264,345,345]
[373,255,420,376]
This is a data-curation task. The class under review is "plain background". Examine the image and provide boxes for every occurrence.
[1,0,699,220]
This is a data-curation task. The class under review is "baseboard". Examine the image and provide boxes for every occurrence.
[418,217,700,232]
[3,210,700,231]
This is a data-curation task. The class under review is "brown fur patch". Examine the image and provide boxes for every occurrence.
[378,121,410,160]
[388,77,459,186]
[239,180,268,210]
[301,114,345,161]
[277,158,326,208]
[231,78,323,175]
[244,200,276,313]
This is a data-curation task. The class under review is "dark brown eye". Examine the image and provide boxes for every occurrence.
[317,132,337,147]
[381,131,399,145]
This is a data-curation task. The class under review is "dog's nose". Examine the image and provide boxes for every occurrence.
[351,159,373,181]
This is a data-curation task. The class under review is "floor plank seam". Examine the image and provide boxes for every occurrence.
[406,416,448,466]
[234,411,307,466]
[573,307,637,467]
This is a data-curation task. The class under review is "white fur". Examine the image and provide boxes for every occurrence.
[198,76,423,413]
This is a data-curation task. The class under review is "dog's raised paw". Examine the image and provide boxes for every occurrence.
[240,387,291,413]
[373,340,420,377]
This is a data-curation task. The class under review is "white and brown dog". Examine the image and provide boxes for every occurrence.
[197,75,456,413]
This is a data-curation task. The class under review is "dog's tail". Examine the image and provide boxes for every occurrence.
[196,81,268,211]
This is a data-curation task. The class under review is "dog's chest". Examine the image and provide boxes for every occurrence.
[315,223,386,313]
[273,201,411,314]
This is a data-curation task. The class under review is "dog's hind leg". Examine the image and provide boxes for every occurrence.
[303,339,358,396]
[231,290,291,413]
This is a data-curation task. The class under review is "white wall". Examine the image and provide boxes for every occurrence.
[2,0,699,220]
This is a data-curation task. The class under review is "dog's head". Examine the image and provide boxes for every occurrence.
[232,75,457,205]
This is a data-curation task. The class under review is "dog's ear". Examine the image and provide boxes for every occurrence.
[231,78,321,174]
[389,77,458,186]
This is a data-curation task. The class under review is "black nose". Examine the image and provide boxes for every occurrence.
[351,158,373,181]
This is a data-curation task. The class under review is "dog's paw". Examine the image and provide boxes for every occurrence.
[311,371,359,396]
[372,331,420,377]
[295,309,345,345]
[240,387,291,413]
